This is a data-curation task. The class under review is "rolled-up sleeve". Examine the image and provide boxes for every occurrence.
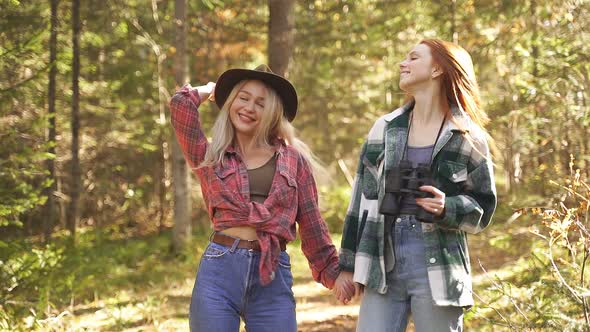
[169,85,209,168]
[295,155,339,289]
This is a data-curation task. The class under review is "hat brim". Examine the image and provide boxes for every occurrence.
[214,68,298,122]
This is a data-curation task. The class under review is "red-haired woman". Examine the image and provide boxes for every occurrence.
[335,39,497,331]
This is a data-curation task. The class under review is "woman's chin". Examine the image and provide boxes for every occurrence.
[398,83,412,93]
[233,124,258,137]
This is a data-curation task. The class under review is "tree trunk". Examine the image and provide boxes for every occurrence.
[530,0,545,194]
[268,0,295,77]
[67,0,81,242]
[172,0,192,253]
[44,0,59,243]
[450,0,458,43]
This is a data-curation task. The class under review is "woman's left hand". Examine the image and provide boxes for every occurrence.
[415,185,446,217]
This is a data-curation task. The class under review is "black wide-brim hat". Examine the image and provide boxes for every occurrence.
[214,64,298,122]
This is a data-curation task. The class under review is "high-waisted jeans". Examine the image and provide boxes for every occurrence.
[356,215,463,332]
[189,239,296,332]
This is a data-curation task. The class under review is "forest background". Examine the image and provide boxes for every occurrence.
[1,0,589,331]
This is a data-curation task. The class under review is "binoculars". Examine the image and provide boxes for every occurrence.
[379,160,437,223]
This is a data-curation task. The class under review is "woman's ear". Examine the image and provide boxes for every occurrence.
[432,66,443,79]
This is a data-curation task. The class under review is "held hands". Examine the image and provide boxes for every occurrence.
[194,82,216,102]
[333,271,363,304]
[416,185,446,217]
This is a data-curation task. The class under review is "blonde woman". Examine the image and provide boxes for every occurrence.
[169,65,354,332]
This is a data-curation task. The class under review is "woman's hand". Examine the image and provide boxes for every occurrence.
[416,185,446,217]
[333,271,355,304]
[194,82,216,102]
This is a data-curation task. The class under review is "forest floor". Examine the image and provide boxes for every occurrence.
[34,203,534,332]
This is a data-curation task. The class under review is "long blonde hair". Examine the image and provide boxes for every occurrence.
[200,80,324,174]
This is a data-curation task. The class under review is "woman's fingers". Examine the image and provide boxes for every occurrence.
[416,185,445,215]
[416,198,444,215]
[333,272,356,304]
[206,82,216,101]
[333,277,357,304]
[419,185,444,197]
[354,283,364,298]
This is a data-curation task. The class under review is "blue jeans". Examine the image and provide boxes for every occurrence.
[356,215,463,332]
[189,240,296,332]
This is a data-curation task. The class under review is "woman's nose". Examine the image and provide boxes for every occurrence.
[245,100,256,112]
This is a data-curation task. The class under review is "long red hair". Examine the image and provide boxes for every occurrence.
[420,39,489,129]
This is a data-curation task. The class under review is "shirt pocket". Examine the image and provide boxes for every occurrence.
[214,165,237,181]
[210,166,239,208]
[274,169,298,207]
[436,160,468,195]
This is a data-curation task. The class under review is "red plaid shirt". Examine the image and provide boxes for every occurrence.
[169,85,339,288]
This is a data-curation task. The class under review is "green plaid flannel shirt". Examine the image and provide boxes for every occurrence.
[339,102,497,307]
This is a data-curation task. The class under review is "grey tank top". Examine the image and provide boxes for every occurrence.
[399,144,435,212]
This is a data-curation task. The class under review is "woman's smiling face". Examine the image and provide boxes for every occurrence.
[398,43,437,93]
[229,80,268,137]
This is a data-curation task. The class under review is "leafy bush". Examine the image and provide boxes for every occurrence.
[0,230,205,331]
[0,242,64,331]
[319,184,352,233]
[472,158,590,331]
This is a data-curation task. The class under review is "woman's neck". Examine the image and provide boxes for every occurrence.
[234,133,275,169]
[411,87,448,126]
[235,133,256,155]
[234,133,272,156]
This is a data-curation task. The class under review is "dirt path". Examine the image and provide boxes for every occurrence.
[54,224,531,331]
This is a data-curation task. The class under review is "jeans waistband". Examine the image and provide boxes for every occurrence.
[390,214,421,230]
[209,232,287,252]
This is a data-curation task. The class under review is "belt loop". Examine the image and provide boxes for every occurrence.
[230,238,240,253]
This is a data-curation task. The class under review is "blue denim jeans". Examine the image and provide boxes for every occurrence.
[356,215,463,332]
[189,240,296,332]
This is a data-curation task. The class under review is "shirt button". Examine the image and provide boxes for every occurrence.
[396,218,402,223]
[270,272,275,280]
[429,258,436,264]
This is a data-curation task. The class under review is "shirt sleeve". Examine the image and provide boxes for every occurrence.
[169,84,209,168]
[295,154,340,289]
[338,141,367,272]
[437,137,497,234]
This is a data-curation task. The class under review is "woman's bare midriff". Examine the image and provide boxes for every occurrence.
[220,226,258,241]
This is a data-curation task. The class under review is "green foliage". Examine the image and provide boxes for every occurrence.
[0,1,52,229]
[472,162,590,331]
[1,0,590,329]
[0,113,52,227]
[1,0,586,235]
[0,241,64,330]
[0,229,208,330]
[319,184,351,233]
